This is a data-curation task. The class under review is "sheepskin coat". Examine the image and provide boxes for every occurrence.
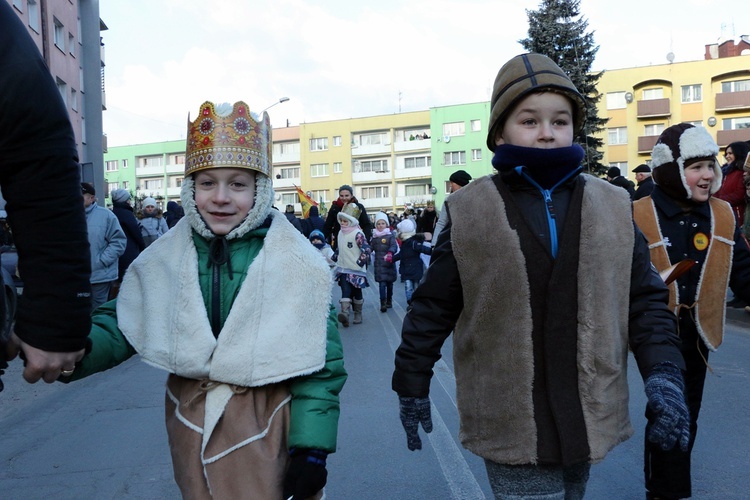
[393,173,684,466]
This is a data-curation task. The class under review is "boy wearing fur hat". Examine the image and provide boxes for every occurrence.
[393,53,689,499]
[332,203,371,326]
[393,218,432,306]
[370,212,399,312]
[634,123,750,499]
[137,196,169,247]
[61,101,346,499]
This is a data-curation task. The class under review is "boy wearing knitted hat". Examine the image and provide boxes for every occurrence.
[393,53,688,499]
[634,123,750,499]
[60,101,346,499]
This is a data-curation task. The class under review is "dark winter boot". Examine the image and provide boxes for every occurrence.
[352,299,364,324]
[338,299,351,327]
[386,297,393,308]
[380,299,387,313]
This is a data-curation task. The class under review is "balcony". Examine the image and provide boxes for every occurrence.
[638,135,660,154]
[353,170,391,183]
[359,197,393,211]
[715,90,750,112]
[395,165,431,179]
[274,151,300,164]
[394,138,430,153]
[717,129,750,147]
[637,98,671,118]
[351,143,391,156]
[272,177,300,189]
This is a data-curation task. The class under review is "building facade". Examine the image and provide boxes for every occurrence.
[595,42,750,181]
[6,0,107,198]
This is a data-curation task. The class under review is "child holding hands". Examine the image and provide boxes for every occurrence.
[369,212,398,312]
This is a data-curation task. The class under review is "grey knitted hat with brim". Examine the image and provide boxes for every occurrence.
[486,53,586,151]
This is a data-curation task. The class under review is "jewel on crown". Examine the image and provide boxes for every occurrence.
[185,101,272,177]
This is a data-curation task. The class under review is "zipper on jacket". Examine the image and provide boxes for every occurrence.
[514,166,582,259]
[211,264,221,338]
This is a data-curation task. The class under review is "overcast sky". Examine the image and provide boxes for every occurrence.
[100,0,744,147]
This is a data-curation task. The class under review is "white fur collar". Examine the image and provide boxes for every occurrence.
[116,210,333,386]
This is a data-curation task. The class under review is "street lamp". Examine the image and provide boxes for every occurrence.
[261,97,290,114]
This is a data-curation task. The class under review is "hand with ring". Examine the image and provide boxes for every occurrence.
[7,332,85,383]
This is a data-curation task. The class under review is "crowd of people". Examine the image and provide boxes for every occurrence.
[3,8,748,495]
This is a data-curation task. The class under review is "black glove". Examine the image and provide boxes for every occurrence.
[644,362,691,451]
[399,396,432,451]
[283,448,328,499]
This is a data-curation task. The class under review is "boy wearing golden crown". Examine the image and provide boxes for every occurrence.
[61,101,347,499]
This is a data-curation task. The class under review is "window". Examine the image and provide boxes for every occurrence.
[471,149,482,161]
[310,190,328,203]
[722,116,750,130]
[442,122,465,137]
[107,182,119,193]
[404,156,431,169]
[141,156,163,167]
[359,132,388,146]
[68,33,75,56]
[721,79,750,93]
[12,0,22,11]
[444,181,452,194]
[681,84,702,103]
[70,88,78,111]
[310,163,329,177]
[171,154,185,165]
[609,161,628,172]
[608,127,628,145]
[122,159,129,168]
[333,162,343,173]
[122,181,129,189]
[309,137,328,151]
[405,184,428,196]
[279,167,300,179]
[143,179,163,190]
[444,151,466,166]
[173,177,183,187]
[360,186,389,199]
[281,193,298,205]
[644,124,665,136]
[273,142,300,155]
[642,88,663,100]
[53,18,65,51]
[105,160,118,171]
[356,159,388,173]
[28,0,39,32]
[56,78,67,106]
[402,129,430,141]
[470,120,481,132]
[333,136,342,147]
[606,92,627,110]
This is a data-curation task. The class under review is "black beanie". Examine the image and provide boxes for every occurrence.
[607,166,621,178]
[449,170,472,187]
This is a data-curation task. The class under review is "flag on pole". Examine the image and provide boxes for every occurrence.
[294,185,318,218]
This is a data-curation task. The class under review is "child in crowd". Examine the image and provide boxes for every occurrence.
[392,218,431,305]
[309,229,335,268]
[61,101,346,499]
[392,53,689,500]
[333,203,371,327]
[369,212,398,312]
[634,123,750,500]
[137,196,169,247]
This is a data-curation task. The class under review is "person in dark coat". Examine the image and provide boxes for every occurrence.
[714,141,750,227]
[392,219,431,305]
[284,204,304,234]
[633,164,655,200]
[416,200,437,236]
[1,1,92,384]
[323,185,372,250]
[302,205,325,238]
[369,212,398,311]
[110,189,146,286]
[164,200,184,229]
[607,166,636,199]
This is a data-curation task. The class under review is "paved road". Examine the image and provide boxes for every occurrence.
[1,277,749,499]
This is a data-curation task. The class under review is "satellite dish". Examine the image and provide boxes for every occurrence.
[443,135,451,143]
[666,52,675,63]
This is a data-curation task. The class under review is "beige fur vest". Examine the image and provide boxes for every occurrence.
[448,174,634,464]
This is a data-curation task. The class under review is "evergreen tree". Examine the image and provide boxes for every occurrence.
[520,0,608,175]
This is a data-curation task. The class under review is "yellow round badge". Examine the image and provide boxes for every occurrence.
[381,238,387,244]
[693,232,709,251]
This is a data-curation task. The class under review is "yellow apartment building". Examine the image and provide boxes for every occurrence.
[595,40,750,182]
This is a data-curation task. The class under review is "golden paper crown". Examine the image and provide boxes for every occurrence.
[185,101,272,177]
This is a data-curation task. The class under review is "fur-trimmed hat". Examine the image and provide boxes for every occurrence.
[337,202,361,226]
[651,123,721,201]
[487,53,586,150]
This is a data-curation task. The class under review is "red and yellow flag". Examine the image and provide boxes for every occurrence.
[294,185,318,218]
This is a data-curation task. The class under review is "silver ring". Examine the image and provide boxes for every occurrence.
[60,369,75,376]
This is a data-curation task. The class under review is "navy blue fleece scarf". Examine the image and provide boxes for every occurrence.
[492,143,585,190]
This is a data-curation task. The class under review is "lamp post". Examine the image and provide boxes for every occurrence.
[260,96,290,114]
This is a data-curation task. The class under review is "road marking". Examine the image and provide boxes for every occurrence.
[369,286,486,499]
